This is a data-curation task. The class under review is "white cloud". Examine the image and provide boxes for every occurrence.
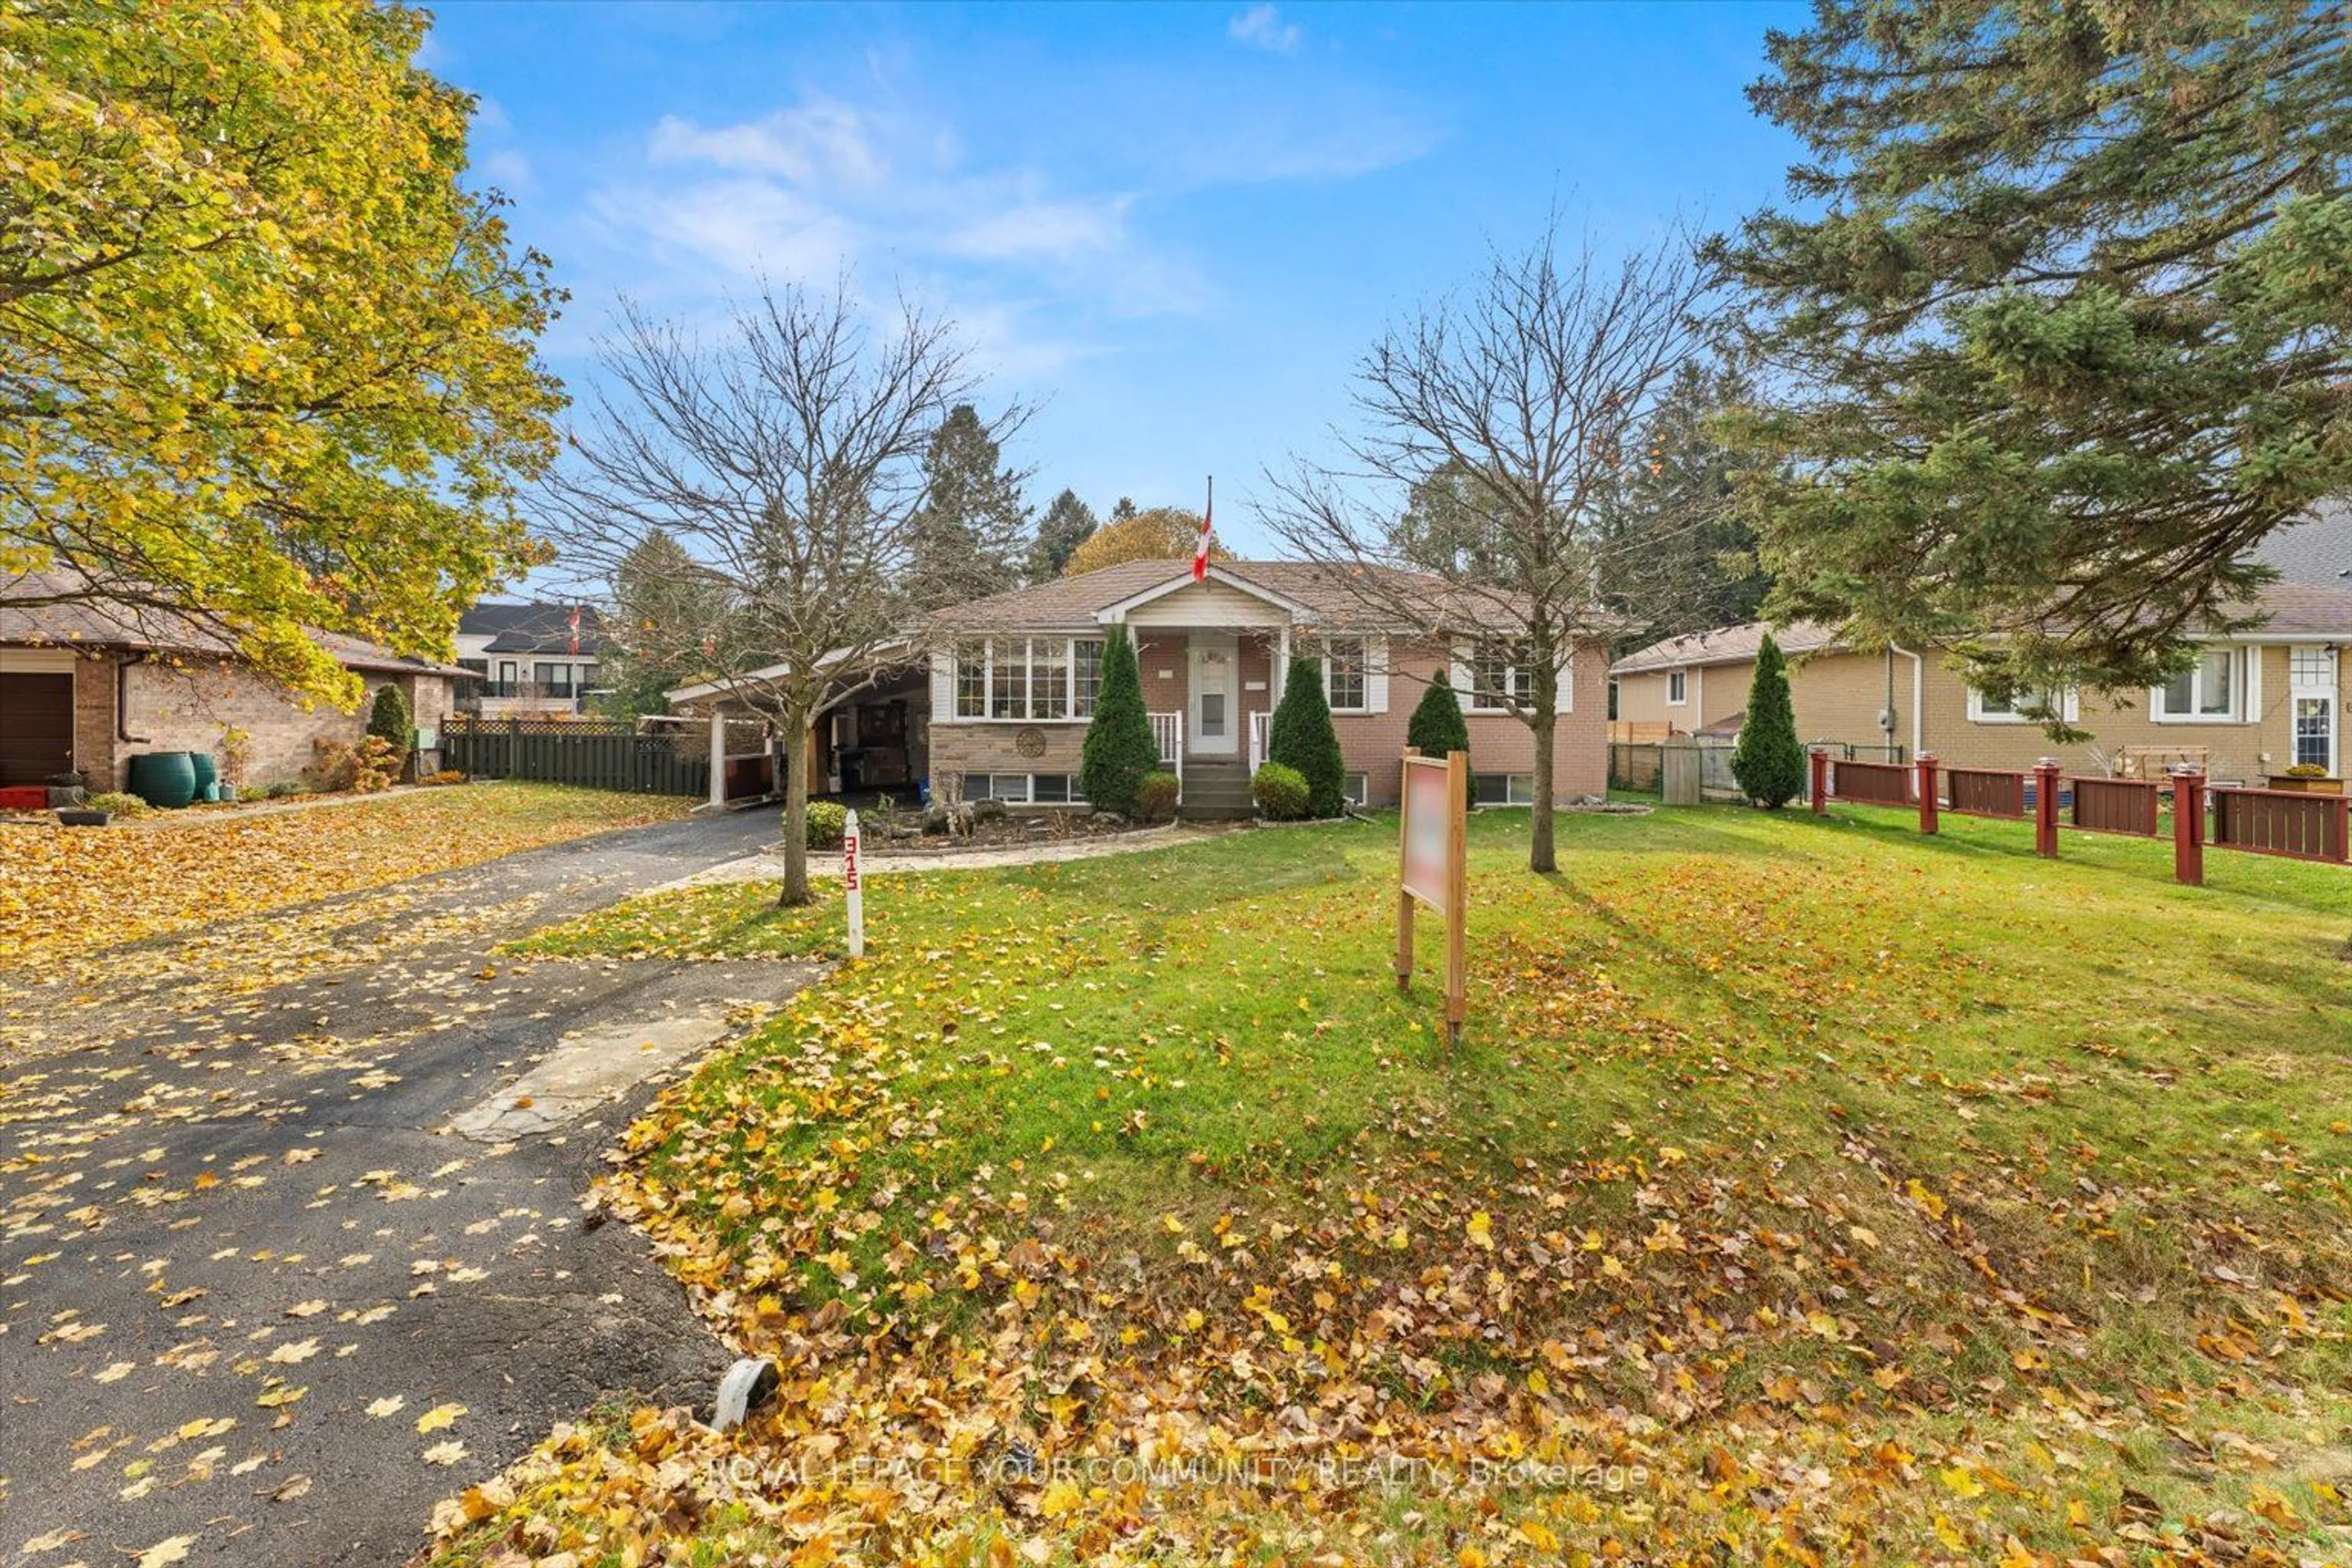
[946,197,1130,262]
[1227,4,1301,53]
[477,148,535,192]
[647,101,885,187]
[595,177,863,281]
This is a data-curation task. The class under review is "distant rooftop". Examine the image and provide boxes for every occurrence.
[2246,501,2352,588]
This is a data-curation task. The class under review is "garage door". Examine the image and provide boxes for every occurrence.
[0,673,75,785]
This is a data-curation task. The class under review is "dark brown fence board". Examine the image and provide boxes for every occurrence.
[2211,788,2349,862]
[444,717,710,797]
[2068,775,2161,837]
[1944,767,2026,820]
[1831,759,1911,807]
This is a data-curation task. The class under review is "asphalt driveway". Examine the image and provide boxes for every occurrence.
[1,810,804,1566]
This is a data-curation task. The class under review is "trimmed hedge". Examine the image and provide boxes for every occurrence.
[1251,761,1310,820]
[1136,771,1182,824]
[802,799,849,848]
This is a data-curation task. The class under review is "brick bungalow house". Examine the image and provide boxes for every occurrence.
[0,588,475,791]
[1610,579,2352,786]
[668,559,1616,817]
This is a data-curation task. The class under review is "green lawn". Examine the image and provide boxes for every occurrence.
[439,805,2352,1568]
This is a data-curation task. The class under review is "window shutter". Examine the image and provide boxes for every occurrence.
[1554,647,1575,714]
[2242,644,2261,721]
[930,649,955,721]
[1366,636,1389,714]
[1449,641,1472,696]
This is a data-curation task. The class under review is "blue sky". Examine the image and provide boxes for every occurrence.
[421,1,1807,556]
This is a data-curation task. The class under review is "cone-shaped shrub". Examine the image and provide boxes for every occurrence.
[1268,654,1347,817]
[1405,668,1472,804]
[1731,632,1805,809]
[367,681,413,749]
[1079,627,1158,814]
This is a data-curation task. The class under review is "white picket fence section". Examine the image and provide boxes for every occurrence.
[1248,710,1270,776]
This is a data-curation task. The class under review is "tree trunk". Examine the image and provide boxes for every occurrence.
[776,705,814,907]
[1528,674,1558,875]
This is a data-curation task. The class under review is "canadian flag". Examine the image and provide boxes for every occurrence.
[1191,488,1213,582]
[568,605,582,657]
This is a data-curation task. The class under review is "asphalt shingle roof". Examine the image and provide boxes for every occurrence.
[1611,579,2352,676]
[0,572,477,677]
[2246,502,2352,588]
[933,559,1616,635]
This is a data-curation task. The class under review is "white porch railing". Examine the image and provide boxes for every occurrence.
[1248,710,1270,775]
[1148,710,1184,794]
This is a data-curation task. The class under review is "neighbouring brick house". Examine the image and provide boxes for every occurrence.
[0,586,475,791]
[1610,579,2352,786]
[666,559,1616,817]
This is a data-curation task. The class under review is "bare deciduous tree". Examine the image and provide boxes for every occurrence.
[1264,221,1722,873]
[545,277,1011,905]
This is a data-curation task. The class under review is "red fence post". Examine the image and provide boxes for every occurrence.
[1915,753,1939,836]
[2171,767,2205,886]
[2033,758,2060,858]
[2334,793,2351,865]
[1810,747,1830,815]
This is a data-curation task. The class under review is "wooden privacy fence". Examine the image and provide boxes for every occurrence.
[1809,747,2350,884]
[445,716,711,797]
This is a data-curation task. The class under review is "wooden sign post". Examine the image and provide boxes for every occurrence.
[842,809,865,959]
[1396,748,1469,1046]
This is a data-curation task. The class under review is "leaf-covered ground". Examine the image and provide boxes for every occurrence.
[431,805,2352,1567]
[0,783,690,971]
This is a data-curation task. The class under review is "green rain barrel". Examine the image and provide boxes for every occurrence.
[189,752,219,802]
[127,750,198,809]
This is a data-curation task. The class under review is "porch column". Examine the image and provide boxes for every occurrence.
[707,708,726,809]
[1276,625,1291,693]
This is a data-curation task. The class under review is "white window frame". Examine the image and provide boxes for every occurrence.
[952,638,1099,723]
[1967,686,2081,725]
[1324,636,1368,714]
[968,772,1087,806]
[2150,646,2246,725]
[1468,640,1532,713]
[1341,770,1369,807]
[1665,669,1687,706]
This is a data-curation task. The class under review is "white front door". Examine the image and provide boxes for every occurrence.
[2291,644,2338,775]
[1188,636,1238,756]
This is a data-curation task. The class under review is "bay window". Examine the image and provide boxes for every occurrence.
[953,638,1102,722]
[955,641,987,718]
[1073,639,1104,717]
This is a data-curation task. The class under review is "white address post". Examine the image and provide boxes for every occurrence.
[842,809,865,959]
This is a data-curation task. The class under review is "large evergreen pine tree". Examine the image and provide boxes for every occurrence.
[1720,4,2352,704]
[1404,668,1472,805]
[1268,655,1347,818]
[1730,633,1804,810]
[1596,360,1768,648]
[1079,627,1158,814]
[906,404,1028,610]
[1027,489,1098,582]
